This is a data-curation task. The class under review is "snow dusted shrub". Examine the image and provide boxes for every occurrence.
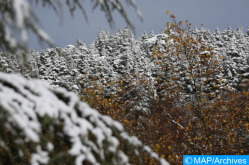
[0,72,168,165]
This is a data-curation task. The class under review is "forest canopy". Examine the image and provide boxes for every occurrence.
[1,14,249,163]
[0,1,249,164]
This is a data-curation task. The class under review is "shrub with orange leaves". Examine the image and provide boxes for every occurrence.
[78,12,249,165]
[140,13,249,165]
[75,12,249,165]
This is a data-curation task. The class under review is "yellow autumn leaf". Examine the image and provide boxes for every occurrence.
[168,146,172,150]
[201,24,204,26]
[166,11,169,15]
[123,119,129,124]
[221,56,224,59]
[166,22,169,27]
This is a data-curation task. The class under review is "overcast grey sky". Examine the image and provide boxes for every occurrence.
[29,0,249,51]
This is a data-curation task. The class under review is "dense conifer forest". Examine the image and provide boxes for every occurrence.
[1,15,249,164]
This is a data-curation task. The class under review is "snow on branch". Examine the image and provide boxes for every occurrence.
[0,72,168,165]
[0,0,143,52]
[0,0,54,52]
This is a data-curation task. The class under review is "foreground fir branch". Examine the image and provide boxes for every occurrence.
[0,72,168,165]
[0,0,142,52]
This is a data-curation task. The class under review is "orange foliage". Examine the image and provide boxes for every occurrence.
[78,12,249,165]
